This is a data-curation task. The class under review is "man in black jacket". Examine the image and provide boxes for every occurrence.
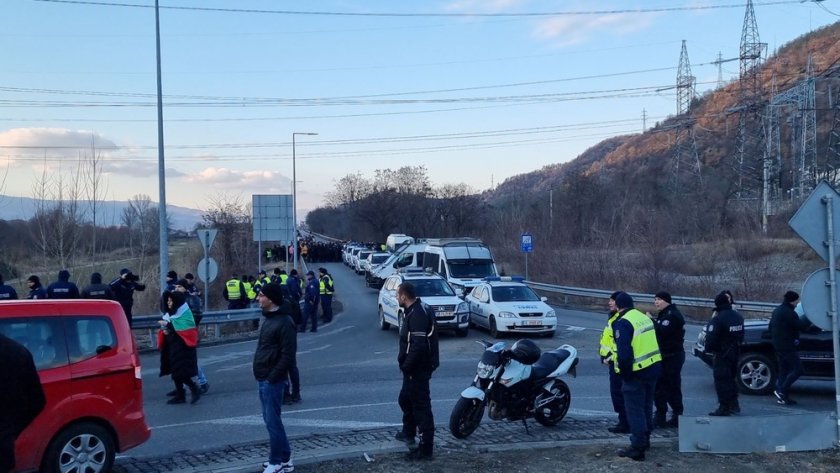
[253,283,297,473]
[395,282,439,461]
[769,290,804,405]
[81,272,113,300]
[0,333,47,473]
[704,291,744,416]
[110,268,146,327]
[46,269,80,299]
[650,291,685,427]
[0,273,17,300]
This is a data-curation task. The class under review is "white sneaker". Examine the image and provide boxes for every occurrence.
[262,464,280,473]
[280,459,294,472]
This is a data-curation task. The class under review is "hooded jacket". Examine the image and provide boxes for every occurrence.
[81,272,113,300]
[46,270,80,299]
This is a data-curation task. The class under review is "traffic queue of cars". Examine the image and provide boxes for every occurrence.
[342,238,557,340]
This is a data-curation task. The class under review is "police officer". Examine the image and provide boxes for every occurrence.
[0,274,18,300]
[26,275,47,300]
[110,268,146,327]
[395,282,439,461]
[223,273,247,310]
[301,271,320,332]
[318,267,334,324]
[649,291,685,428]
[612,292,662,461]
[81,272,113,300]
[46,269,80,299]
[705,291,744,416]
[600,292,628,433]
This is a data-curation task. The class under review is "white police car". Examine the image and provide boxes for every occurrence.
[465,277,556,338]
[377,268,470,337]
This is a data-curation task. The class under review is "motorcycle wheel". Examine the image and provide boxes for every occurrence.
[449,396,485,439]
[534,379,571,427]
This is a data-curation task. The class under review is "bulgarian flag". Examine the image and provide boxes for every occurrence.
[163,303,199,348]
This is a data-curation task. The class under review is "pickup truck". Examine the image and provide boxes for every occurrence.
[693,319,834,395]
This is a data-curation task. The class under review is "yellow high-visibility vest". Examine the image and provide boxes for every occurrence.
[319,275,334,295]
[244,281,256,300]
[613,309,662,374]
[225,279,241,299]
[599,311,621,362]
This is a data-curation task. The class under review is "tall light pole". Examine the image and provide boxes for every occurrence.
[155,0,170,292]
[292,132,318,271]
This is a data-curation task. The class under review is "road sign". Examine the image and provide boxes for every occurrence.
[520,233,533,253]
[800,267,840,331]
[197,257,219,283]
[788,181,840,262]
[197,228,218,250]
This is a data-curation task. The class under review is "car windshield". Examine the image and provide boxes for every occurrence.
[447,259,496,279]
[492,285,540,302]
[371,255,389,264]
[413,279,456,297]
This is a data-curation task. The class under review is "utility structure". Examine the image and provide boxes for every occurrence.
[670,40,702,191]
[828,82,840,184]
[764,57,818,225]
[732,0,767,199]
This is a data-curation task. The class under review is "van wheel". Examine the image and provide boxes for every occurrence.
[43,422,115,473]
[490,316,501,338]
[379,306,390,330]
[456,326,469,338]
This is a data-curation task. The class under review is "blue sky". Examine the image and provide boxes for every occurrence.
[0,0,837,217]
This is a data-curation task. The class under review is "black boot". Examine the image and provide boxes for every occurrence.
[617,446,645,461]
[167,393,186,405]
[654,411,668,428]
[190,385,201,404]
[406,441,433,461]
[708,405,731,416]
[729,401,741,413]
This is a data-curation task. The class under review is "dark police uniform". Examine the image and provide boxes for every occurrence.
[0,280,17,300]
[397,298,439,459]
[613,304,662,460]
[599,309,627,431]
[704,295,744,416]
[653,303,685,426]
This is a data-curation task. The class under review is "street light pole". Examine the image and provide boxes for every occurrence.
[291,132,318,271]
[155,0,169,293]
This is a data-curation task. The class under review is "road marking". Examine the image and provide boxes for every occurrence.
[563,325,587,332]
[214,344,333,373]
[568,408,616,417]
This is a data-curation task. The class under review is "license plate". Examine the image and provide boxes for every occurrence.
[437,311,453,318]
[524,320,541,326]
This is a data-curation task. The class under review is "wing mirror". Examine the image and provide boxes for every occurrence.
[540,296,548,302]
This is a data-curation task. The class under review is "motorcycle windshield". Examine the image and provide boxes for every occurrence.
[480,349,503,367]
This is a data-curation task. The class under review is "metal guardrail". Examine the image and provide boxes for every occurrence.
[525,281,777,314]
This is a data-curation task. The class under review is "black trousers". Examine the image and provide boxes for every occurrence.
[398,373,434,450]
[655,351,685,415]
[0,431,15,473]
[712,349,739,408]
[608,363,627,425]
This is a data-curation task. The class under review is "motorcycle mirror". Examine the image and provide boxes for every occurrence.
[476,339,494,348]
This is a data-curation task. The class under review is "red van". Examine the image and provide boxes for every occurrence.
[0,299,151,473]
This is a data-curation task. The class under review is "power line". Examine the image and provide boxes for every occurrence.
[30,0,805,17]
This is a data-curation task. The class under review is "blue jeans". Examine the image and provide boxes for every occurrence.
[258,380,291,464]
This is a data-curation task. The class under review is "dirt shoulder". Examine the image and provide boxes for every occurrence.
[311,441,840,473]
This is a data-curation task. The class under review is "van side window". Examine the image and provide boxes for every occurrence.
[65,317,116,362]
[0,318,67,370]
[439,261,447,278]
[424,253,439,273]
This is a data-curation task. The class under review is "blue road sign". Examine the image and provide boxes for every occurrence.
[520,233,533,253]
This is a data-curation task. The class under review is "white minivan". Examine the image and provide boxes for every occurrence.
[421,238,497,295]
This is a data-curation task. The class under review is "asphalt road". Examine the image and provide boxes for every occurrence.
[124,261,837,460]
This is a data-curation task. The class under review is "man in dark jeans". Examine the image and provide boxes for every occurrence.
[0,333,47,473]
[769,290,805,405]
[395,282,439,461]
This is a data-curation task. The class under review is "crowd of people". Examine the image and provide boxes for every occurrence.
[599,288,805,461]
[261,239,344,265]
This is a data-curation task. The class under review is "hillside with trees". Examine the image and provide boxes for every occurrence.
[308,22,840,301]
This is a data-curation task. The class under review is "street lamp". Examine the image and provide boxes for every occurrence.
[292,132,318,271]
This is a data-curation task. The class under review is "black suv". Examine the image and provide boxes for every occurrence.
[693,319,834,395]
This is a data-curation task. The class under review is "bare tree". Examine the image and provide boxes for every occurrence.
[83,137,109,259]
[29,154,85,268]
[201,193,253,272]
[325,173,372,208]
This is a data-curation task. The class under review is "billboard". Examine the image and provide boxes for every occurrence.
[252,194,294,243]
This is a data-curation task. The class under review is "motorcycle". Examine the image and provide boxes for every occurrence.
[449,339,578,439]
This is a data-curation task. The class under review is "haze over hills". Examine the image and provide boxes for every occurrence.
[0,194,204,231]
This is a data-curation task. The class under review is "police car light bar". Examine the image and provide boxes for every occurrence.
[483,276,525,282]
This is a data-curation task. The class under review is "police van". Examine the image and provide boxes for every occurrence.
[366,241,427,288]
[386,234,414,252]
[420,238,497,296]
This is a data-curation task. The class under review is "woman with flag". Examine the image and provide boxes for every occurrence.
[159,290,201,405]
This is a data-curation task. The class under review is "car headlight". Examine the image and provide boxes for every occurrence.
[546,310,556,318]
[499,311,516,318]
[476,362,494,379]
[456,302,468,313]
